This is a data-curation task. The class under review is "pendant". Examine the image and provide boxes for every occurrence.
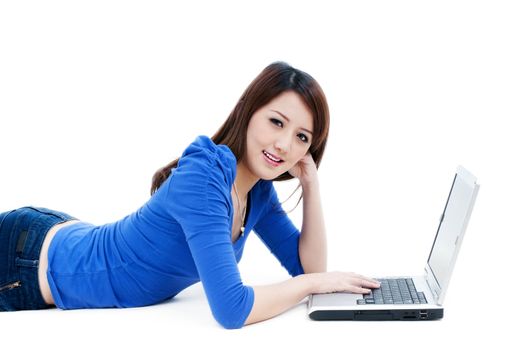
[240,226,245,236]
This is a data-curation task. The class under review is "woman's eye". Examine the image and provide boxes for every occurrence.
[298,133,309,143]
[270,118,283,127]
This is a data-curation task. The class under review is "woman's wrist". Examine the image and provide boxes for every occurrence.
[298,172,319,191]
[299,175,319,193]
[297,273,320,295]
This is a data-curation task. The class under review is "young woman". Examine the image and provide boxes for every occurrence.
[0,62,380,329]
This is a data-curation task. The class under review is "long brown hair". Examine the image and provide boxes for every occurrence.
[151,61,330,195]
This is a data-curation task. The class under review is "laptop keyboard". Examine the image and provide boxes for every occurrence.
[357,278,428,305]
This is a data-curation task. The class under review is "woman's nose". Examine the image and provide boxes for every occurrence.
[274,136,291,154]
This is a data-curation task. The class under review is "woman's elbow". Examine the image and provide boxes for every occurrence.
[208,286,254,329]
[212,310,247,329]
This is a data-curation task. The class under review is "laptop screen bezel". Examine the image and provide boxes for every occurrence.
[425,166,479,305]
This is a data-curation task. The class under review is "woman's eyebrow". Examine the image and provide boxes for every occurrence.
[270,109,313,135]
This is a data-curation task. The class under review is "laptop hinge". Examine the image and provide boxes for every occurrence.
[425,268,440,302]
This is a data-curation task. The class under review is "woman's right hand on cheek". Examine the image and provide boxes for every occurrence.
[308,271,381,294]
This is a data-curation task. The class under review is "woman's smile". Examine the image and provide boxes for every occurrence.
[262,150,284,167]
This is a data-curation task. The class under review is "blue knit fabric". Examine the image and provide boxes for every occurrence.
[47,136,304,329]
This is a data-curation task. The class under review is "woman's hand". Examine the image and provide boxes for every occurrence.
[246,272,380,327]
[288,152,318,187]
[309,271,381,294]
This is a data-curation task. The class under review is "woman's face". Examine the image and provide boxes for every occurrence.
[243,90,314,180]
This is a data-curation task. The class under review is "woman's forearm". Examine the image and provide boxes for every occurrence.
[244,274,314,326]
[298,179,327,273]
[243,271,382,326]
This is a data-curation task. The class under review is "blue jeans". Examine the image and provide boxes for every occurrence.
[0,207,77,311]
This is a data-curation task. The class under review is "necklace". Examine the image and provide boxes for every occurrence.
[233,182,247,236]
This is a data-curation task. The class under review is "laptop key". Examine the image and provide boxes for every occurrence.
[361,278,428,305]
[418,292,427,304]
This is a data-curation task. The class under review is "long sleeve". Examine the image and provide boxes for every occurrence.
[253,182,305,277]
[159,136,254,329]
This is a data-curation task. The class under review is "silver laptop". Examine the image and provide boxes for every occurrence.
[308,165,479,321]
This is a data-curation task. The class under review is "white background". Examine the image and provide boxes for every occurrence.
[1,0,525,348]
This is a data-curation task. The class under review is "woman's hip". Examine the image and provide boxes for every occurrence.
[0,206,77,311]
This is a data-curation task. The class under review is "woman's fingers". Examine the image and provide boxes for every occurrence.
[347,274,381,293]
[362,279,381,288]
[350,286,372,294]
[314,271,382,294]
[352,273,381,286]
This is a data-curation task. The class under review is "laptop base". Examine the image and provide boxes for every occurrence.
[309,308,444,321]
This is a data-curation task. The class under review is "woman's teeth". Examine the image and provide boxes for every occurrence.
[263,151,282,163]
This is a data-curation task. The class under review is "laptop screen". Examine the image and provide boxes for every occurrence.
[427,169,478,289]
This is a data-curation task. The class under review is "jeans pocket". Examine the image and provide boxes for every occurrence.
[0,280,22,293]
[0,281,22,311]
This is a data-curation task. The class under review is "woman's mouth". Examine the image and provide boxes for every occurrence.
[262,151,284,167]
